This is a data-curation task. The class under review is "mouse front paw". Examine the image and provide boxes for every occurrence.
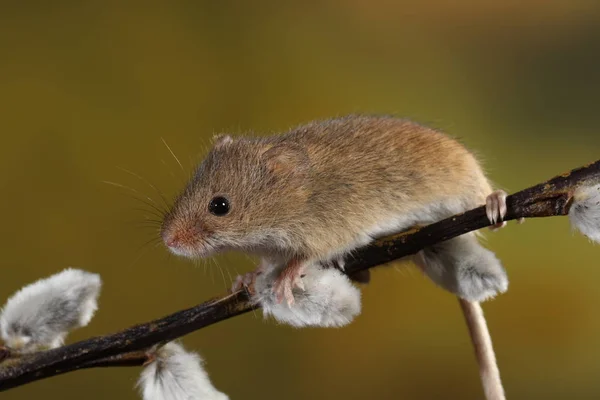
[231,266,266,295]
[273,260,307,306]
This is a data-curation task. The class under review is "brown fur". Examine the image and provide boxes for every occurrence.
[162,115,494,261]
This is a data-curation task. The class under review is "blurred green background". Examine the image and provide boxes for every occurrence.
[1,1,599,399]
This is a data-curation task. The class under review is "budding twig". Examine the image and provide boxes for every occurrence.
[0,159,598,392]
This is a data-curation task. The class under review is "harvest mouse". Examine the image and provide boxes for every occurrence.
[161,115,509,304]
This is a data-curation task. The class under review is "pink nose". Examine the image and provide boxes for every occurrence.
[165,234,180,248]
[162,225,199,249]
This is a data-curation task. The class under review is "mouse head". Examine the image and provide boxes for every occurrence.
[161,134,311,258]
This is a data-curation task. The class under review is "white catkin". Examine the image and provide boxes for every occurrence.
[569,183,600,243]
[137,342,229,400]
[0,268,101,352]
[253,260,362,328]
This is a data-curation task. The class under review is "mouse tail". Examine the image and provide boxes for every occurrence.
[459,298,506,400]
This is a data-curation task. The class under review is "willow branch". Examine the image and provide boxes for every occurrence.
[0,160,598,391]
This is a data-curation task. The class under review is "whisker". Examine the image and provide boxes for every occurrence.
[119,215,163,225]
[126,236,163,271]
[102,180,166,217]
[132,214,164,224]
[102,180,158,205]
[116,167,171,211]
[131,200,167,220]
[160,159,178,180]
[130,207,165,221]
[137,230,160,237]
[216,263,228,293]
[209,258,220,282]
[131,228,161,236]
[224,267,233,288]
[162,248,174,267]
[133,222,163,229]
[137,236,163,250]
[161,137,185,174]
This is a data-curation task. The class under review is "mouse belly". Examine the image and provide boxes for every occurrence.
[235,191,509,306]
[329,195,481,260]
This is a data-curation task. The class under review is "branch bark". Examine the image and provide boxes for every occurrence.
[0,159,598,391]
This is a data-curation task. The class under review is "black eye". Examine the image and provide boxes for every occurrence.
[209,196,230,216]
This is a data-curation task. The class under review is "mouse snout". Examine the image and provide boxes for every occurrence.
[163,232,181,248]
[161,222,203,255]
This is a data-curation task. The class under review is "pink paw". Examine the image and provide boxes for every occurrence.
[486,190,508,231]
[231,270,261,294]
[273,263,306,306]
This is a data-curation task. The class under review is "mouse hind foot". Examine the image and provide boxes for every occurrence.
[414,233,508,302]
[485,189,525,230]
[486,190,508,230]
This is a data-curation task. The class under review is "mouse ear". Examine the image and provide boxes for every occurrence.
[212,134,233,149]
[262,143,309,179]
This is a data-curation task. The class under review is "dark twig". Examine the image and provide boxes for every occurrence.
[0,159,598,392]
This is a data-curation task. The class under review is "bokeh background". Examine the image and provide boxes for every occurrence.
[1,1,599,399]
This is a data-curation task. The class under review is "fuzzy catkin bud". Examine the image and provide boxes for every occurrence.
[138,342,229,400]
[569,183,600,243]
[0,268,101,352]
